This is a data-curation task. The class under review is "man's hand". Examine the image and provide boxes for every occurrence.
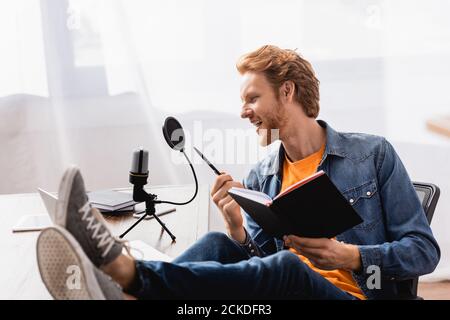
[283,235,362,272]
[211,173,246,243]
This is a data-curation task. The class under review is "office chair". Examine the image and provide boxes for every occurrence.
[396,182,440,299]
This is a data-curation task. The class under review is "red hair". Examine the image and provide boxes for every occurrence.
[237,45,320,118]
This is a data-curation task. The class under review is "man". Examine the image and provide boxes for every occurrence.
[37,45,439,300]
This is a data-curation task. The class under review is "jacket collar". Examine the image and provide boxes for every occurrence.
[263,119,345,176]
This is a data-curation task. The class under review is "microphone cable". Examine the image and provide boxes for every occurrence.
[154,149,198,206]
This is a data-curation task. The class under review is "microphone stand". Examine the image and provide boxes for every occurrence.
[119,185,176,241]
[119,149,198,242]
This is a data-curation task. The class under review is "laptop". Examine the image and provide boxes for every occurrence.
[38,188,58,221]
[11,188,56,233]
[12,214,52,233]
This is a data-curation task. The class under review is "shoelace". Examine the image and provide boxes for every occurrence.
[89,206,133,257]
[79,202,117,258]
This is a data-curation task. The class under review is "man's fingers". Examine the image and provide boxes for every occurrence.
[286,235,329,248]
[284,241,329,267]
[210,173,233,196]
[295,246,325,259]
[307,258,329,270]
[218,195,234,210]
[212,181,240,204]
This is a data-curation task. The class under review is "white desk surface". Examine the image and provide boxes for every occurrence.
[0,184,209,299]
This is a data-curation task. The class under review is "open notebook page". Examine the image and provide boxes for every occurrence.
[228,187,273,205]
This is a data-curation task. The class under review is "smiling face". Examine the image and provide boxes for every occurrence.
[240,72,288,146]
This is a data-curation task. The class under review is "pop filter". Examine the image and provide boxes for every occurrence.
[162,117,185,152]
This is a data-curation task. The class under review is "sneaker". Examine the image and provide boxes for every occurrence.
[55,165,123,267]
[36,226,124,300]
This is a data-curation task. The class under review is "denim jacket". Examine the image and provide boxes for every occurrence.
[240,120,440,300]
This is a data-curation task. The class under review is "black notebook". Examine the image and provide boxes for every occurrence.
[228,171,363,239]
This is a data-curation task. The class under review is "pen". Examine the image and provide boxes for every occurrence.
[193,147,221,175]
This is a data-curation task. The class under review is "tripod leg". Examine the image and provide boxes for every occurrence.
[119,212,149,238]
[152,212,176,242]
[145,199,176,242]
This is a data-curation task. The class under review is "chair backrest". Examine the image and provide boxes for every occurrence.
[397,182,440,299]
[413,182,440,224]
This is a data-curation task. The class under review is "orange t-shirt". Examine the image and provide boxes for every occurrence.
[281,143,366,300]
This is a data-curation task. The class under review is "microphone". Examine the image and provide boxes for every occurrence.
[130,148,148,181]
[129,148,149,202]
[122,147,175,241]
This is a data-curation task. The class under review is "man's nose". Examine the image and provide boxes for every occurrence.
[240,107,252,119]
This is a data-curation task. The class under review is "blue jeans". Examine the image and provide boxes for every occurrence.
[129,232,359,300]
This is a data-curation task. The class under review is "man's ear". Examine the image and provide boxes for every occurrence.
[280,81,295,102]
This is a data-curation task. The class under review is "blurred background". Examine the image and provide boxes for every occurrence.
[0,0,449,281]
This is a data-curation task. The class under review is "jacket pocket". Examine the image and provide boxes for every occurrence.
[342,179,381,230]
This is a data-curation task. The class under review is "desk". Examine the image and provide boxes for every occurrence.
[0,184,209,299]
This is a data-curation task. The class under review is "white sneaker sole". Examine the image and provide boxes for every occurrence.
[55,166,79,228]
[36,226,106,300]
